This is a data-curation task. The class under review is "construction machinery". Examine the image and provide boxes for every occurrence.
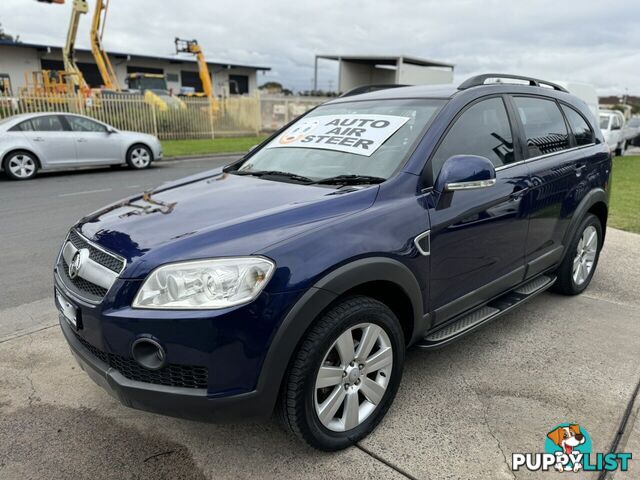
[90,0,120,90]
[174,38,218,112]
[32,0,90,96]
[126,73,185,111]
[174,38,214,98]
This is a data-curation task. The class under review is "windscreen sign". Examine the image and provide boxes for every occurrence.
[267,114,410,157]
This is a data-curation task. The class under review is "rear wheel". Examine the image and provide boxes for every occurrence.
[3,151,38,180]
[280,296,405,451]
[552,214,602,295]
[126,144,153,170]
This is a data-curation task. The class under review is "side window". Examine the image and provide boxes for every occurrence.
[30,115,65,132]
[561,105,594,146]
[431,97,514,178]
[9,120,34,132]
[513,97,569,157]
[66,116,107,133]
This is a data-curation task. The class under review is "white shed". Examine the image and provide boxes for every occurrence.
[314,54,454,93]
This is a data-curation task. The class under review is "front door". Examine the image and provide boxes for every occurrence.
[64,115,121,165]
[427,96,530,325]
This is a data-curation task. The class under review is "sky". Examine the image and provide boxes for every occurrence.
[1,0,638,96]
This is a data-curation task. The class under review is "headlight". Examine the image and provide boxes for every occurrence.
[132,257,275,309]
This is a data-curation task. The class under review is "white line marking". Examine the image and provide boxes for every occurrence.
[58,188,113,197]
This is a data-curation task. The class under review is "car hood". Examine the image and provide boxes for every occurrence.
[78,169,377,278]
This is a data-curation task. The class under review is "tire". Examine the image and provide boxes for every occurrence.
[3,150,39,180]
[126,144,153,170]
[279,295,405,451]
[552,213,602,295]
[615,140,625,156]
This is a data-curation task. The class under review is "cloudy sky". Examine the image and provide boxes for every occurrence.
[1,0,638,95]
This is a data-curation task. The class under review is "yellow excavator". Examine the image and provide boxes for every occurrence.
[175,38,218,111]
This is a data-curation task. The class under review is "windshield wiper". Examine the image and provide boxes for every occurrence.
[314,174,386,185]
[233,170,313,183]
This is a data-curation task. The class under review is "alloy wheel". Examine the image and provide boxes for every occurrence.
[8,154,36,179]
[314,322,393,432]
[572,225,598,286]
[130,148,151,168]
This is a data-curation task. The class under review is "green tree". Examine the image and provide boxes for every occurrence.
[0,22,15,41]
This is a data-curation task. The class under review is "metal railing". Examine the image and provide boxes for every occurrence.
[0,91,331,138]
[0,91,262,139]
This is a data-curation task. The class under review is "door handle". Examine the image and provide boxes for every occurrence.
[33,137,44,142]
[77,138,88,143]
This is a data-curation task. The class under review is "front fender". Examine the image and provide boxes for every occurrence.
[253,256,424,415]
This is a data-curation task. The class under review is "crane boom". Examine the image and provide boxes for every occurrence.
[62,0,89,89]
[90,0,120,90]
[175,38,214,99]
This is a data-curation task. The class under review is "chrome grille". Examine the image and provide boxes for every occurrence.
[68,230,125,273]
[56,229,125,303]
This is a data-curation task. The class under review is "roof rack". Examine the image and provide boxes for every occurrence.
[458,74,568,93]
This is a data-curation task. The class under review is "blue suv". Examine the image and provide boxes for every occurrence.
[55,74,611,450]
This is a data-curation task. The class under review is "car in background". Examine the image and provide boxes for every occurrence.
[599,109,626,155]
[0,112,162,180]
[623,116,640,147]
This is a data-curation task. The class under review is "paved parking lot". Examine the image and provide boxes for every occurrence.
[1,158,638,479]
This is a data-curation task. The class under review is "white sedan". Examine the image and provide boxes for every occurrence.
[0,112,162,180]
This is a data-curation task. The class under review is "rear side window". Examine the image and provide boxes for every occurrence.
[513,97,569,157]
[9,120,35,132]
[28,115,65,132]
[561,105,594,146]
[431,97,514,177]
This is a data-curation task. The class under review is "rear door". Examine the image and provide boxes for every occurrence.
[509,95,590,278]
[427,96,530,324]
[18,115,77,167]
[64,115,121,165]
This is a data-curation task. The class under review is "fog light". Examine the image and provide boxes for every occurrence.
[131,338,166,370]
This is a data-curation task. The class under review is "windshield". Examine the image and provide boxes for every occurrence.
[599,115,610,130]
[238,99,445,181]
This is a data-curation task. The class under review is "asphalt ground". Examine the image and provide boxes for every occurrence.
[0,157,638,479]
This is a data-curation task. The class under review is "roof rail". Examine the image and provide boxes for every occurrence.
[340,84,409,98]
[458,74,568,93]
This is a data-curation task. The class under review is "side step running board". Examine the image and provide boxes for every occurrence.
[417,274,556,349]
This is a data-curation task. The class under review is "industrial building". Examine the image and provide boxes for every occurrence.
[0,40,270,96]
[314,54,454,92]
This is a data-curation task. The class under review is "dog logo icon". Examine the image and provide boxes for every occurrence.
[546,424,587,472]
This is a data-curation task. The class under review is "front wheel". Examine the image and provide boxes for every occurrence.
[280,296,405,451]
[126,144,153,170]
[552,213,602,295]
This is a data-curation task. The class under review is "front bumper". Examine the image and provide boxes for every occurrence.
[60,316,270,421]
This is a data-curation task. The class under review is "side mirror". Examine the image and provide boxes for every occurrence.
[107,128,117,134]
[434,155,496,193]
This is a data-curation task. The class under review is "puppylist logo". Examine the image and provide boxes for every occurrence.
[512,423,632,473]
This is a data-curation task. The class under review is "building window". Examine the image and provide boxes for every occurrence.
[229,74,249,94]
[126,66,163,75]
[181,70,203,92]
[41,59,103,88]
[166,73,179,83]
